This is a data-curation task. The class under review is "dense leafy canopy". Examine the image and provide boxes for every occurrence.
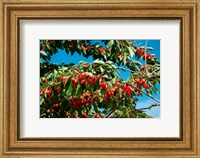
[40,40,160,118]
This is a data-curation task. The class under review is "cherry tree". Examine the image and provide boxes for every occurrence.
[40,40,160,118]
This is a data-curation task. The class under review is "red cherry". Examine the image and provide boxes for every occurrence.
[96,75,101,79]
[122,85,128,90]
[115,80,120,86]
[134,78,140,83]
[73,103,80,109]
[126,90,131,97]
[98,47,104,53]
[69,44,74,48]
[66,113,71,117]
[144,83,151,89]
[82,113,88,118]
[60,76,66,82]
[43,78,48,83]
[69,96,75,102]
[82,65,89,69]
[134,87,140,91]
[141,66,146,70]
[94,114,100,118]
[56,86,61,93]
[74,67,79,71]
[139,79,146,85]
[140,50,145,55]
[116,94,120,99]
[46,109,51,113]
[53,82,57,86]
[99,82,106,88]
[46,90,52,98]
[73,79,78,84]
[83,73,89,78]
[77,73,83,79]
[53,103,59,108]
[70,77,75,81]
[80,79,87,84]
[40,89,45,95]
[81,99,87,104]
[106,89,112,97]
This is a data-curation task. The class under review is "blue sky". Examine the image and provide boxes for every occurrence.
[47,40,160,118]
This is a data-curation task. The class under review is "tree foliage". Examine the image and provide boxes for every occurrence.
[40,40,160,118]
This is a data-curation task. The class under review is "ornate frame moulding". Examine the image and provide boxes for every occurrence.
[0,0,199,157]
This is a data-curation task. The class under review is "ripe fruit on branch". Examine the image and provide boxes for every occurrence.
[139,79,146,85]
[96,75,101,80]
[82,112,88,118]
[43,78,48,83]
[115,80,120,86]
[60,76,66,82]
[144,83,151,89]
[134,78,140,83]
[82,64,90,69]
[46,90,52,98]
[46,109,51,113]
[98,47,104,53]
[94,114,100,118]
[68,44,74,48]
[81,99,87,104]
[77,73,83,80]
[56,86,61,93]
[141,65,146,70]
[40,89,45,95]
[136,48,145,55]
[53,103,59,108]
[69,96,75,102]
[126,90,131,97]
[80,79,87,85]
[106,89,112,98]
[53,82,57,86]
[66,112,72,117]
[99,82,107,88]
[74,67,79,71]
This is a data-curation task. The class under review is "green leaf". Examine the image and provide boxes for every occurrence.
[94,105,100,113]
[123,53,127,65]
[40,51,48,57]
[82,49,87,55]
[147,47,154,50]
[127,47,134,57]
[107,40,114,48]
[99,96,103,103]
[40,98,44,105]
[75,84,81,95]
[100,66,104,73]
[152,86,158,95]
[106,61,114,65]
[93,59,105,65]
[65,82,72,97]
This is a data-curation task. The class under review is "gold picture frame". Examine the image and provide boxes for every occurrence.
[0,0,199,157]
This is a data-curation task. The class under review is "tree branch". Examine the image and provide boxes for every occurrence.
[136,88,160,103]
[136,103,160,111]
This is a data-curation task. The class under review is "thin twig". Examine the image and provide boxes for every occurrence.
[136,103,160,111]
[105,103,120,118]
[116,66,160,79]
[128,82,160,103]
[138,89,160,103]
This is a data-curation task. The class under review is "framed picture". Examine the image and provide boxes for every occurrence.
[0,0,199,157]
